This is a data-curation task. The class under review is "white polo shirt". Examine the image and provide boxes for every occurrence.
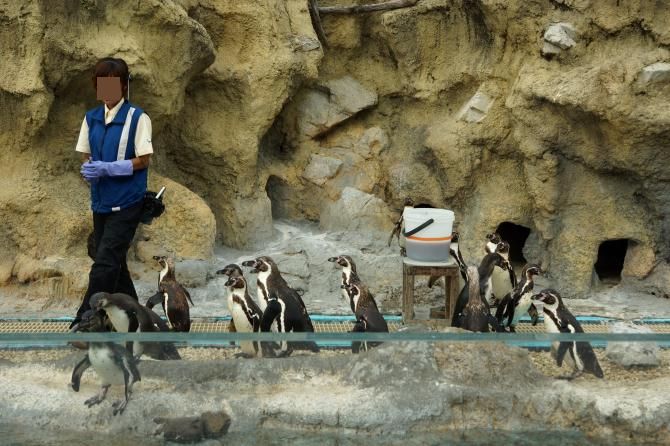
[75,98,154,156]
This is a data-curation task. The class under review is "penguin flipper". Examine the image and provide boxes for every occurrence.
[528,304,539,325]
[71,354,91,392]
[145,291,163,309]
[182,286,195,307]
[577,342,604,378]
[507,264,517,288]
[260,300,282,356]
[495,292,511,324]
[488,314,505,333]
[451,286,468,327]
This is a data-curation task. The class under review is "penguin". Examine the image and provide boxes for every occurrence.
[495,264,542,332]
[387,197,435,255]
[147,255,193,332]
[343,281,388,353]
[427,231,467,289]
[451,253,506,331]
[70,310,141,415]
[241,256,319,357]
[327,255,380,313]
[532,289,604,379]
[458,266,494,332]
[90,292,180,360]
[485,232,502,254]
[215,263,247,335]
[489,241,518,307]
[223,275,263,357]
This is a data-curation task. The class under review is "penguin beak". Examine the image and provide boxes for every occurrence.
[327,257,337,263]
[215,268,226,275]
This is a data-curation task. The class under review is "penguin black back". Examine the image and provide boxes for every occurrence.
[459,266,492,332]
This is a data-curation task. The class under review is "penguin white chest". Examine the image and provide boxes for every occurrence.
[231,299,254,332]
[512,292,533,326]
[257,271,270,311]
[105,306,130,332]
[225,287,234,314]
[491,267,512,302]
[89,347,125,386]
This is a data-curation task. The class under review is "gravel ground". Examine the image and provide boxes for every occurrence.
[2,346,668,384]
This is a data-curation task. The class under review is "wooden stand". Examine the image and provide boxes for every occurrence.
[402,257,460,323]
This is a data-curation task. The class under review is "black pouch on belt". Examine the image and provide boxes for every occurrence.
[140,186,166,225]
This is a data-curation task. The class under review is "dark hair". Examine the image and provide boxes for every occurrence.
[92,57,129,95]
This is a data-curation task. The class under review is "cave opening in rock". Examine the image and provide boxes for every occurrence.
[266,175,291,220]
[594,239,630,285]
[495,222,531,265]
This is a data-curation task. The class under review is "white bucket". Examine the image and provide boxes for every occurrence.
[403,208,455,262]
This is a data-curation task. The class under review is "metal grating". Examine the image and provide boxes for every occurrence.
[1,318,670,334]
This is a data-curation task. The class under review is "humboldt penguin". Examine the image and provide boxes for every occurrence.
[532,289,604,379]
[495,264,542,332]
[215,263,247,334]
[147,255,193,332]
[223,275,263,357]
[70,310,141,415]
[427,231,467,289]
[242,256,319,357]
[485,233,502,254]
[451,253,506,332]
[458,266,494,332]
[489,241,518,307]
[90,292,180,360]
[328,255,379,313]
[387,197,435,255]
[343,281,388,353]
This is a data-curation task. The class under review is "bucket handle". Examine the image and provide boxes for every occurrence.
[403,218,434,238]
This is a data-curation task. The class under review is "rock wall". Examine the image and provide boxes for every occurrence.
[1,0,669,301]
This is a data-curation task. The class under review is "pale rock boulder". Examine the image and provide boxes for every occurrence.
[541,22,577,56]
[606,322,660,368]
[457,91,494,123]
[320,188,393,233]
[296,76,378,138]
[302,154,343,186]
[134,174,216,262]
[636,62,670,86]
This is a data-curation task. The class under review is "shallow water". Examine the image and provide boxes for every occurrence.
[0,423,617,446]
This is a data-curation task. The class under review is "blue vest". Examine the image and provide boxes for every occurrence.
[85,101,147,213]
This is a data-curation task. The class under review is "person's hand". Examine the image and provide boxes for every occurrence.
[81,160,133,182]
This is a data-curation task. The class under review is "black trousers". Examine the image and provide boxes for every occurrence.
[71,201,143,327]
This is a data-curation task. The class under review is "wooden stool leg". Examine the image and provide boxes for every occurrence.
[448,273,459,323]
[402,263,415,322]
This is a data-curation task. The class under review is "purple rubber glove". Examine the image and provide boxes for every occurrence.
[81,160,133,182]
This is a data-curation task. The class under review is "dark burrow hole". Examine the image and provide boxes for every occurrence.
[594,239,630,285]
[266,175,291,220]
[495,222,531,265]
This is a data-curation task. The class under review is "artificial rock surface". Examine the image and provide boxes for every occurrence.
[1,0,669,305]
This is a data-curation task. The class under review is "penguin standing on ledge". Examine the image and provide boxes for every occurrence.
[328,255,380,313]
[70,310,141,415]
[490,241,517,307]
[496,264,541,332]
[147,255,193,332]
[224,275,263,357]
[343,281,388,353]
[242,256,319,357]
[532,289,604,379]
[216,263,247,334]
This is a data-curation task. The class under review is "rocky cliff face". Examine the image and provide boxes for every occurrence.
[1,0,669,301]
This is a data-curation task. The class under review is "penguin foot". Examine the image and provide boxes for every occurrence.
[556,370,582,381]
[85,385,109,407]
[112,399,128,416]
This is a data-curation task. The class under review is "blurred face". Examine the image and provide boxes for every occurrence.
[96,76,123,108]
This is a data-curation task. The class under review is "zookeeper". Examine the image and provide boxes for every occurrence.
[70,57,153,327]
